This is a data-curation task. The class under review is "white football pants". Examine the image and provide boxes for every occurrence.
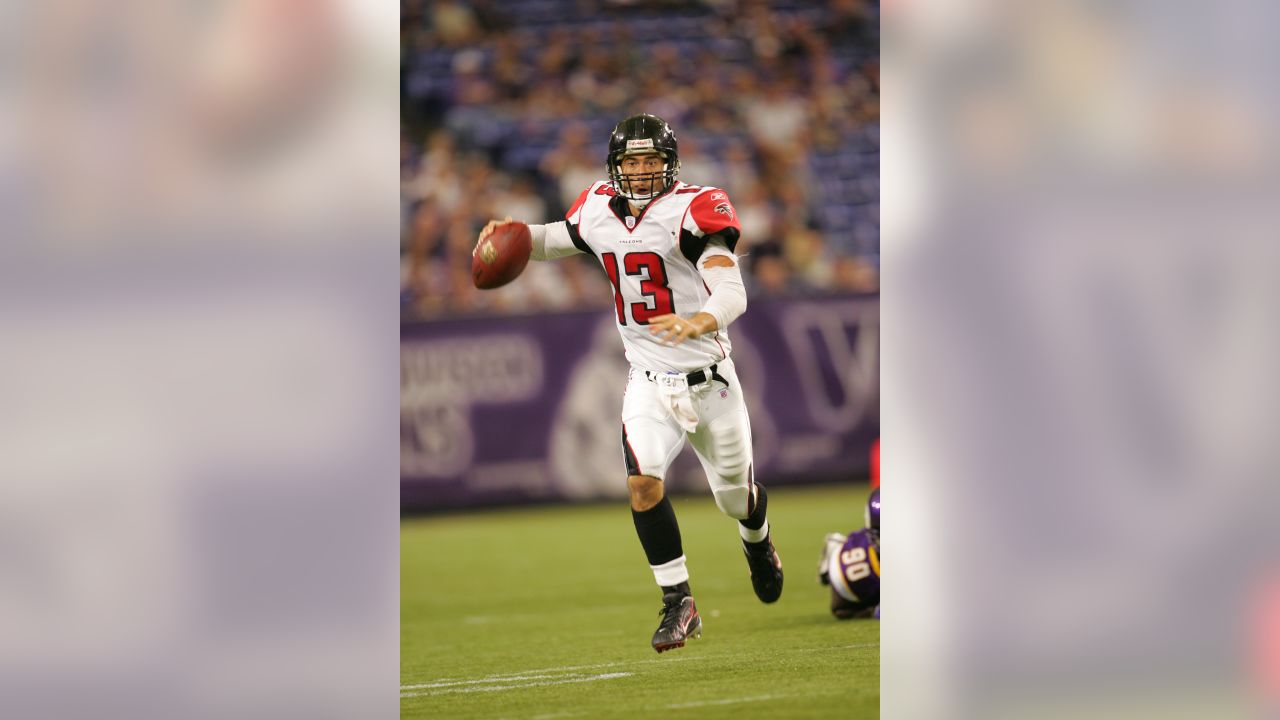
[620,357,755,519]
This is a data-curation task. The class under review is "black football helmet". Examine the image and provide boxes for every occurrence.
[606,113,680,204]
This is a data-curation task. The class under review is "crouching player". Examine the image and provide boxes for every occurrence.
[817,488,880,619]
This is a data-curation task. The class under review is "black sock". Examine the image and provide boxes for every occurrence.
[739,482,768,535]
[631,495,684,567]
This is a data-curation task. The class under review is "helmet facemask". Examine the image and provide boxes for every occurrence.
[607,149,679,208]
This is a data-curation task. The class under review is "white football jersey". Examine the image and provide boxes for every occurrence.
[558,180,743,373]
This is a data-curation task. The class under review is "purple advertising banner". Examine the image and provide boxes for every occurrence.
[401,294,878,511]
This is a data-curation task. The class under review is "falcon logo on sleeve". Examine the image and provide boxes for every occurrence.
[688,189,742,237]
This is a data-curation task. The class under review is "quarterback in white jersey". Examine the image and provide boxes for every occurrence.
[477,114,783,653]
[561,177,739,372]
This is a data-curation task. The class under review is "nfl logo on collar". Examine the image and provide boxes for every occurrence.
[626,216,636,228]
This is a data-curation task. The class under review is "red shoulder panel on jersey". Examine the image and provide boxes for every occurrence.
[689,189,742,236]
[565,186,592,220]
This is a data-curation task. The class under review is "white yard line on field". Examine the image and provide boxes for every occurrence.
[400,672,632,698]
[402,664,626,690]
[665,694,780,709]
[402,673,578,690]
[401,655,698,689]
[401,641,879,694]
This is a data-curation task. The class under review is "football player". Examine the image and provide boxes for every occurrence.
[477,114,782,653]
[818,488,880,619]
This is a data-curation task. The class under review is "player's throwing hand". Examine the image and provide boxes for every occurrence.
[473,216,514,256]
[648,312,715,346]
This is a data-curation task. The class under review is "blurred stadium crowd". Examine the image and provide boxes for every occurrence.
[401,0,880,319]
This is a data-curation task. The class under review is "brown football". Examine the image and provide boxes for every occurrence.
[471,221,532,290]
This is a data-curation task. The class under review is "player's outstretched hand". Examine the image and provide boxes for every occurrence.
[473,217,514,257]
[649,313,715,346]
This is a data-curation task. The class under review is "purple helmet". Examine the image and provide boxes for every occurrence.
[865,488,880,548]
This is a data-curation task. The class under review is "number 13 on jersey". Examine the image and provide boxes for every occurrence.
[602,251,674,325]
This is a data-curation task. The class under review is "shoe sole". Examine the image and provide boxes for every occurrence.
[653,618,702,654]
[753,585,783,603]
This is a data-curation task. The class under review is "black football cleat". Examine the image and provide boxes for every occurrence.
[743,535,784,603]
[651,593,702,653]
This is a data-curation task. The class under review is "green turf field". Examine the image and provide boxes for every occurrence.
[402,484,879,719]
